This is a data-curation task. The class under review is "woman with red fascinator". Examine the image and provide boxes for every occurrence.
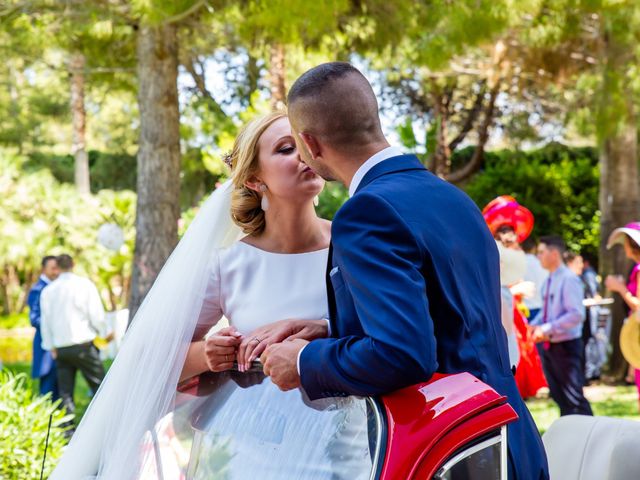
[483,196,548,399]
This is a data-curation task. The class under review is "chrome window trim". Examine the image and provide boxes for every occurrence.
[366,397,386,480]
[500,425,508,480]
[434,432,503,479]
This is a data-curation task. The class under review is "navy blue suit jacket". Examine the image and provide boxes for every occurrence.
[28,278,55,378]
[300,155,548,480]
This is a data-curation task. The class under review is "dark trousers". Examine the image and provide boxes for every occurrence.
[56,341,105,415]
[537,339,593,416]
[39,363,59,401]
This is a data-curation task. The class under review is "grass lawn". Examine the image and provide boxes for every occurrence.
[4,360,112,426]
[525,383,640,434]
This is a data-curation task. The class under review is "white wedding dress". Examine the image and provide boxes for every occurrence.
[196,241,330,338]
[141,241,373,480]
[49,182,373,480]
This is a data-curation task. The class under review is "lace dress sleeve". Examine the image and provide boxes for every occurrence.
[193,249,224,340]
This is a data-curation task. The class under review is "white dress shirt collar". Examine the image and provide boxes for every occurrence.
[348,146,404,197]
[40,274,52,285]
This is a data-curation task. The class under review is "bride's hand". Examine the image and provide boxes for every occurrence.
[203,326,244,372]
[237,319,328,372]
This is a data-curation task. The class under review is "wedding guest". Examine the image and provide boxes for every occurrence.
[605,222,640,410]
[531,236,592,416]
[487,220,547,399]
[482,197,534,368]
[40,254,107,422]
[522,237,548,321]
[27,255,60,399]
[582,253,601,298]
[565,251,598,381]
[495,226,526,367]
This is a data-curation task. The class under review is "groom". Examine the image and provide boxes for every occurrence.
[261,62,548,479]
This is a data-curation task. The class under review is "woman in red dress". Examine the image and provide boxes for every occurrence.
[483,196,547,398]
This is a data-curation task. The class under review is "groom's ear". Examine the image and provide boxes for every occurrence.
[298,132,322,161]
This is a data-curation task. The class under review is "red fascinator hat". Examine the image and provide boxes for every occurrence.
[482,195,534,243]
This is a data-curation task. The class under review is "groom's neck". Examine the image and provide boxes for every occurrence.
[333,140,391,189]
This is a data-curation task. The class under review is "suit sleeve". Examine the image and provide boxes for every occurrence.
[28,287,41,328]
[300,193,437,399]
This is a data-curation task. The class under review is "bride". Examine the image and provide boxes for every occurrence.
[50,112,372,479]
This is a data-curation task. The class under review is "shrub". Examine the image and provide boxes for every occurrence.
[0,336,32,364]
[0,371,71,479]
[0,313,29,330]
[462,143,600,263]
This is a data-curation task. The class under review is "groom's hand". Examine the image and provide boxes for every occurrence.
[261,338,309,391]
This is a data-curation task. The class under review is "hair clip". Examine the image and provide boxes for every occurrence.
[222,151,233,169]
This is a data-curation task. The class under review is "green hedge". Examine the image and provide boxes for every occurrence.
[25,149,217,210]
[0,371,71,479]
[25,150,137,193]
[461,143,600,262]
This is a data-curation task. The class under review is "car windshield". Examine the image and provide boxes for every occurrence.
[138,369,379,479]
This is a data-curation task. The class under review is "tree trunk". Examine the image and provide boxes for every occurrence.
[433,94,451,178]
[0,272,9,316]
[269,43,286,110]
[70,52,90,195]
[129,23,181,322]
[600,121,640,379]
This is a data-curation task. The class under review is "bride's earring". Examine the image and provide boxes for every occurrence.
[260,184,269,211]
[313,195,319,207]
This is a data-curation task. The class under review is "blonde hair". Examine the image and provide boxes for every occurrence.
[228,111,287,236]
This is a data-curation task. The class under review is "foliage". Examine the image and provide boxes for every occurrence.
[0,312,29,330]
[463,143,600,261]
[0,336,31,364]
[0,371,71,479]
[25,150,137,192]
[316,182,349,221]
[0,152,136,314]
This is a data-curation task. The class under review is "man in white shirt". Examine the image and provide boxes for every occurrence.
[40,254,107,419]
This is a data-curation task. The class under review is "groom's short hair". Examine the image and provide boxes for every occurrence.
[287,62,384,149]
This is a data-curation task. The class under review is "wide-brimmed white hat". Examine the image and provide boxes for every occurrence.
[606,222,640,250]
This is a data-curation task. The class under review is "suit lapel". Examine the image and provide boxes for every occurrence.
[355,154,426,195]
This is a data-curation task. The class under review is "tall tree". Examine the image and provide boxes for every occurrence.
[374,0,535,183]
[69,52,90,194]
[595,4,640,377]
[129,22,182,319]
[269,42,286,109]
[517,1,640,377]
[128,1,213,319]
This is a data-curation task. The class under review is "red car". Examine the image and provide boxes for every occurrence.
[161,369,516,479]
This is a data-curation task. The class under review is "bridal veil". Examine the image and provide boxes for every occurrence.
[50,181,242,479]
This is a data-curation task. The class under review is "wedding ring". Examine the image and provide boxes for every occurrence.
[252,337,261,344]
[225,354,230,361]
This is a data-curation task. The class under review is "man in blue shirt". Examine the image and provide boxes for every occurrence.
[531,236,593,416]
[27,255,60,399]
